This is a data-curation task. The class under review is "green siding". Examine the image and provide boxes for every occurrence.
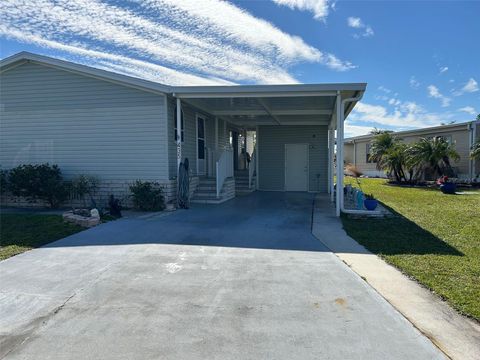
[0,62,168,180]
[258,125,328,192]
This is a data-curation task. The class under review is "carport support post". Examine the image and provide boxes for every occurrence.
[176,97,182,180]
[215,117,219,151]
[335,92,344,217]
[328,129,335,202]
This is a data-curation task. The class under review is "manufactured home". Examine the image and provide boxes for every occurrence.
[344,121,480,179]
[0,52,366,216]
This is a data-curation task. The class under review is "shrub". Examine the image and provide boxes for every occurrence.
[129,180,165,211]
[70,175,100,207]
[8,164,68,208]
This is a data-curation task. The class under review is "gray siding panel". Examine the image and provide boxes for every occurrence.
[0,62,168,180]
[258,125,328,192]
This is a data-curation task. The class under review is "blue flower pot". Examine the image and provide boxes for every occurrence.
[364,199,378,211]
[440,183,456,194]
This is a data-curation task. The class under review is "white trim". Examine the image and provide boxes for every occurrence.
[176,98,182,180]
[335,92,343,216]
[345,120,476,142]
[256,126,260,190]
[284,143,309,192]
[195,113,207,176]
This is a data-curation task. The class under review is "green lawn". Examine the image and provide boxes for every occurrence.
[342,177,480,321]
[0,214,83,260]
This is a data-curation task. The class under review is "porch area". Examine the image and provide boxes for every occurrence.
[172,83,366,215]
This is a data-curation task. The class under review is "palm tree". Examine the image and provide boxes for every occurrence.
[369,131,401,169]
[380,143,408,182]
[471,141,480,160]
[407,137,460,178]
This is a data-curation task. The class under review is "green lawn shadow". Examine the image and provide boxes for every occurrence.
[342,203,464,256]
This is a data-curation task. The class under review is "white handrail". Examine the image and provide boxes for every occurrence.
[248,146,256,189]
[216,148,233,198]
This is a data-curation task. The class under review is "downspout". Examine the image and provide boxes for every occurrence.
[353,140,356,166]
[338,93,366,215]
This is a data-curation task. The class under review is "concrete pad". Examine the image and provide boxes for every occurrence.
[0,192,445,359]
[313,194,480,360]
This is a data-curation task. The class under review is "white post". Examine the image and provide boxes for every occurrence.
[353,140,357,166]
[215,117,219,151]
[328,129,335,201]
[256,125,260,190]
[176,98,182,180]
[335,92,344,217]
[223,119,227,149]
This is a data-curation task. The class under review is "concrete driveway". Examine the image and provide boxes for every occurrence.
[0,192,444,359]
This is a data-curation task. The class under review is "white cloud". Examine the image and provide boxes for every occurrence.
[427,85,451,107]
[439,66,448,74]
[349,101,454,129]
[0,0,355,86]
[272,0,330,20]
[461,78,479,93]
[347,17,362,28]
[388,98,401,106]
[378,85,391,93]
[458,106,477,115]
[1,29,233,86]
[344,123,376,138]
[347,16,374,38]
[409,76,420,89]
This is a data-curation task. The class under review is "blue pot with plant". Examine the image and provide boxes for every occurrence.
[437,176,456,194]
[363,193,378,211]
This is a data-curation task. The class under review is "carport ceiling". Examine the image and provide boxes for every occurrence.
[172,84,366,127]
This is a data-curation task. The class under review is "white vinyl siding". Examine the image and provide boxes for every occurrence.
[0,62,168,180]
[257,125,328,192]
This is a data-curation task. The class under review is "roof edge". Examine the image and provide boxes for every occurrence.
[0,51,172,95]
[345,120,477,142]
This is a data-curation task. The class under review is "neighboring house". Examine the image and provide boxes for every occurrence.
[0,52,366,216]
[344,121,480,179]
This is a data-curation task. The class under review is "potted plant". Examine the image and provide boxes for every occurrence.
[363,193,378,211]
[437,175,456,194]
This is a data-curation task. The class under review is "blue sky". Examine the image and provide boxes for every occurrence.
[1,0,479,137]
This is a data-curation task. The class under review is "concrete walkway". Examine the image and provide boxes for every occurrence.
[1,192,445,359]
[313,194,480,360]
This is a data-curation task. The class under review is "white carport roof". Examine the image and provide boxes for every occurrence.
[172,84,366,128]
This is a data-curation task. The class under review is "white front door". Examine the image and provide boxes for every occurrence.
[196,116,206,175]
[285,143,308,191]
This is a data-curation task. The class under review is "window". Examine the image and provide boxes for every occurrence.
[366,143,373,163]
[174,106,184,142]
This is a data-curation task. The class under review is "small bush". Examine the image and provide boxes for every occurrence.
[129,180,165,211]
[70,175,100,207]
[0,169,8,194]
[8,164,68,208]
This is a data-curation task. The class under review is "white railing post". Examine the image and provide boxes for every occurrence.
[216,161,221,198]
[216,149,233,198]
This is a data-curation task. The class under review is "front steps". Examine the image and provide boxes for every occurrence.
[190,177,235,204]
[235,170,256,195]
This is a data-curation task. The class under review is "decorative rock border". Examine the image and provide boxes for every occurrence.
[63,209,100,228]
